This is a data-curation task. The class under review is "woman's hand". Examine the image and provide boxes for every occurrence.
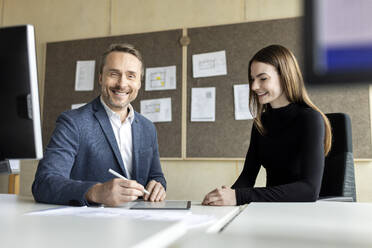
[202,185,237,206]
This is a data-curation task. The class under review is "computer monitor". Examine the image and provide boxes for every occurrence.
[304,0,372,84]
[0,25,43,162]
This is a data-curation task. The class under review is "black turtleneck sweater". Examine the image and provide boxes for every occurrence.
[232,103,325,205]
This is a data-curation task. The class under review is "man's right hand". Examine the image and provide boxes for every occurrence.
[85,178,145,206]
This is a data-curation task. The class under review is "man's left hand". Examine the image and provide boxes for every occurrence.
[144,180,166,202]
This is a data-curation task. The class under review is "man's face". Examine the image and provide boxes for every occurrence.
[99,52,142,113]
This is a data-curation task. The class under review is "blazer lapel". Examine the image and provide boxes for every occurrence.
[93,97,128,178]
[131,113,141,180]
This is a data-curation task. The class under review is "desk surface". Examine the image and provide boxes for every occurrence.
[0,195,183,248]
[0,194,239,248]
[3,194,372,248]
[172,202,372,248]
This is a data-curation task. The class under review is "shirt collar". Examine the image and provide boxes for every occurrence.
[100,96,135,124]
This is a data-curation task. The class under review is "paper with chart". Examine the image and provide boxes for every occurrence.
[26,206,216,229]
[192,50,227,78]
[191,87,215,122]
[75,60,95,91]
[145,65,176,91]
[233,84,253,120]
[140,98,172,123]
[71,103,86,110]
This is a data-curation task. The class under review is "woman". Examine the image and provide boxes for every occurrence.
[202,44,332,206]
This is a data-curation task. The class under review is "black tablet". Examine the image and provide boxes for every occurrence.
[130,200,191,210]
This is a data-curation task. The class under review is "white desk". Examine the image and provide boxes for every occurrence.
[0,194,240,248]
[5,195,370,247]
[0,194,185,248]
[172,202,372,248]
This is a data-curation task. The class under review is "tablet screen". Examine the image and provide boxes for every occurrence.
[130,200,191,210]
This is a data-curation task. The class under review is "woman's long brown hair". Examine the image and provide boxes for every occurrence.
[248,45,332,155]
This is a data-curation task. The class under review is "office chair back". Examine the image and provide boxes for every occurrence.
[319,113,357,201]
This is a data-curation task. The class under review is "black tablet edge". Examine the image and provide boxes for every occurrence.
[129,200,191,210]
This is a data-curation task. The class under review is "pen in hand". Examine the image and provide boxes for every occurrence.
[108,168,150,195]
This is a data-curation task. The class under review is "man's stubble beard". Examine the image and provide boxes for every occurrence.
[101,87,128,110]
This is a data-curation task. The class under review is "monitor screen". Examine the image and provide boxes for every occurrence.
[304,0,372,84]
[0,25,43,160]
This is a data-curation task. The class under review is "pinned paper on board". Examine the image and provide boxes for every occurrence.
[75,60,95,91]
[71,103,86,110]
[191,87,216,122]
[145,65,176,91]
[8,160,20,173]
[140,98,172,123]
[192,50,227,78]
[233,84,253,120]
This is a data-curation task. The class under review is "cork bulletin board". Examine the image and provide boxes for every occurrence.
[186,18,371,158]
[43,18,371,159]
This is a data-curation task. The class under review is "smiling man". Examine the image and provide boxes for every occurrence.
[32,44,166,206]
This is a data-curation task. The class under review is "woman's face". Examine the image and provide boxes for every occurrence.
[250,61,290,108]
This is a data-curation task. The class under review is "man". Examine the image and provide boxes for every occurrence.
[32,44,166,206]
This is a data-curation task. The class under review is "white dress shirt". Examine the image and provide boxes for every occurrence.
[100,97,134,179]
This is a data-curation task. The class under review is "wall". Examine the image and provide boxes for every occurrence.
[0,0,371,202]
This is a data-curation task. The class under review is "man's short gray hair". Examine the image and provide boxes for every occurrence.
[99,43,144,79]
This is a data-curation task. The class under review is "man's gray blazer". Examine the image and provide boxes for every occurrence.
[32,96,166,206]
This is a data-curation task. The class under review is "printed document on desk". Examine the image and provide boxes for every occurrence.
[26,204,215,229]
